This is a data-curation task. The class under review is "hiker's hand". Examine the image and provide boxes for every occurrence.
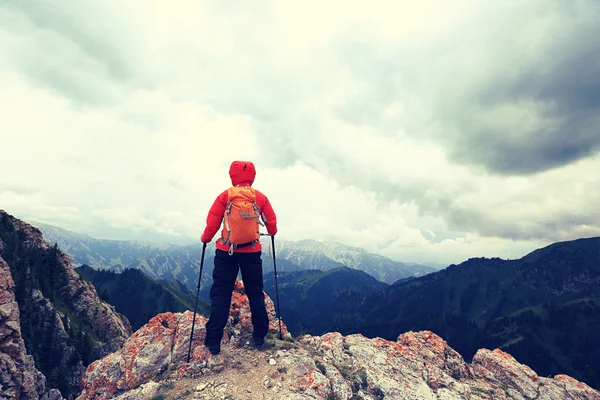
[200,236,211,243]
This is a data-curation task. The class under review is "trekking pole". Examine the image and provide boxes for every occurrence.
[187,242,207,363]
[271,235,283,340]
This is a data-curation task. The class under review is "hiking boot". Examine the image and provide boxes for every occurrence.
[208,353,224,369]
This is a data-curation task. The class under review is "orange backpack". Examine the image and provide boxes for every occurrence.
[220,186,265,254]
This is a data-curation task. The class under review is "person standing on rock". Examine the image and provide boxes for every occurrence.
[200,160,278,356]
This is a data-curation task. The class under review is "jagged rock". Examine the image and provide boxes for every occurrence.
[0,211,131,352]
[77,279,291,399]
[299,330,600,399]
[53,250,132,357]
[79,312,208,399]
[27,287,92,394]
[40,389,64,400]
[9,217,49,250]
[226,279,290,344]
[113,381,161,400]
[0,210,131,398]
[471,349,600,400]
[0,256,45,399]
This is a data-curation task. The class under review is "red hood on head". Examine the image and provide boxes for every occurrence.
[229,161,256,186]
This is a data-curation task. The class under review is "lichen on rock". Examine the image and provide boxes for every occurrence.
[77,277,600,400]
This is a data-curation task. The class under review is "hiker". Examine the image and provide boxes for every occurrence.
[200,160,278,356]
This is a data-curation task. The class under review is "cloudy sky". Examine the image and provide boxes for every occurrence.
[1,0,599,265]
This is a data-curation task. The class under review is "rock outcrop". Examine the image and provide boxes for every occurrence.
[3,211,131,349]
[53,248,132,358]
[77,279,290,399]
[0,210,132,398]
[0,256,45,399]
[297,330,600,399]
[77,279,600,400]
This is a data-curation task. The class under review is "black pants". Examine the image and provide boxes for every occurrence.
[204,249,269,349]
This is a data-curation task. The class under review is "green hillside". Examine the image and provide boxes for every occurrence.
[263,267,388,336]
[75,265,209,331]
[334,237,600,388]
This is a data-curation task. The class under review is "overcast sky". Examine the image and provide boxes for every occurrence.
[1,0,599,265]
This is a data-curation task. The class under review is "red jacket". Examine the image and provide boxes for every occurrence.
[201,161,277,253]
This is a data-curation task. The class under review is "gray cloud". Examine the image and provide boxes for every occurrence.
[306,2,600,177]
[436,3,600,175]
[1,1,130,105]
[250,1,600,244]
[444,197,600,242]
[7,1,130,81]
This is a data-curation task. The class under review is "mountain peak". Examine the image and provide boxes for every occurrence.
[277,238,367,254]
[75,279,600,400]
[32,222,436,284]
[273,237,434,283]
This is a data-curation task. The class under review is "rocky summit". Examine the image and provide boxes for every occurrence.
[77,280,600,400]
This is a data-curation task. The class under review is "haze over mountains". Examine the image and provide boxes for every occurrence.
[274,239,437,281]
[33,222,439,289]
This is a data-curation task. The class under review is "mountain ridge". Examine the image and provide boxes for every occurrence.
[273,238,438,281]
[262,266,389,336]
[33,222,436,287]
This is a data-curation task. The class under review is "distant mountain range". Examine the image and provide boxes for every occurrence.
[273,239,437,282]
[33,222,438,291]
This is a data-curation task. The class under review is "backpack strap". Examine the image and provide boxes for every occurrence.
[220,202,233,246]
[253,203,265,226]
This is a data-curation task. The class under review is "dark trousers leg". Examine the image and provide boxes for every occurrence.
[204,250,239,348]
[239,252,269,340]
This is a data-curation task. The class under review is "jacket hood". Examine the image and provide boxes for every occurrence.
[229,161,256,186]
